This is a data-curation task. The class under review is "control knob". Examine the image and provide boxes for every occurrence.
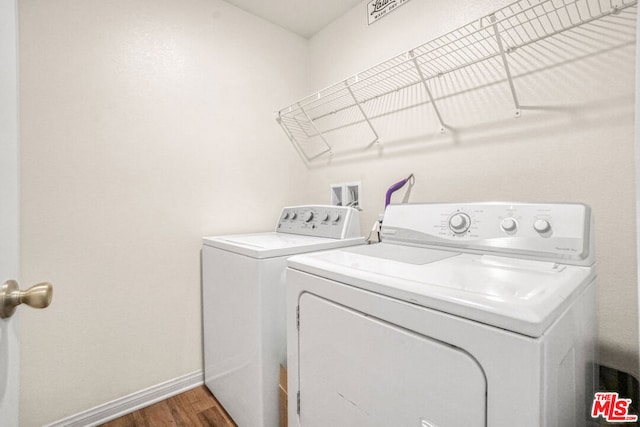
[501,218,518,233]
[449,213,471,234]
[303,212,314,222]
[534,219,551,233]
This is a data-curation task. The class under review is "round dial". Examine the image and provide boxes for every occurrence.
[283,212,290,220]
[332,213,341,222]
[290,212,297,220]
[322,212,330,222]
[501,218,518,232]
[303,212,314,222]
[449,213,471,234]
[534,219,551,233]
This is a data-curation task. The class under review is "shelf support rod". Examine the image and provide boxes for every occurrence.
[345,82,380,145]
[490,14,521,118]
[277,114,313,163]
[298,102,333,159]
[275,113,294,141]
[293,114,313,138]
[409,50,446,133]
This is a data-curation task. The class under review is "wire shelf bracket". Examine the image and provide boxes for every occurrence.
[409,50,447,133]
[345,81,380,145]
[489,14,522,118]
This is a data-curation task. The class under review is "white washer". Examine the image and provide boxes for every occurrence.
[202,205,365,427]
[286,202,597,427]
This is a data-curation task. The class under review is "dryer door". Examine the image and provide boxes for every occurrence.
[297,293,487,427]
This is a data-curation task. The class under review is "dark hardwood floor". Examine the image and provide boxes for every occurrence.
[99,385,237,427]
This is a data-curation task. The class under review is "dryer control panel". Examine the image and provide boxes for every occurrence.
[380,202,594,266]
[276,205,361,239]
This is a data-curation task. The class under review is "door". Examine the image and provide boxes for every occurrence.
[298,293,487,427]
[0,0,21,424]
[0,2,52,423]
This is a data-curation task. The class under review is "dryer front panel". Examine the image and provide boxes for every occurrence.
[297,293,487,427]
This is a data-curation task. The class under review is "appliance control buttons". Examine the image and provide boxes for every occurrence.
[304,212,314,222]
[332,213,341,222]
[501,218,518,233]
[322,213,330,222]
[290,212,297,220]
[449,213,471,234]
[534,219,551,233]
[283,212,290,220]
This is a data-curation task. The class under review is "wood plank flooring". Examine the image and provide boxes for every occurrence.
[99,385,237,427]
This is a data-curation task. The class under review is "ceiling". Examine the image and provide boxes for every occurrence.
[224,0,363,38]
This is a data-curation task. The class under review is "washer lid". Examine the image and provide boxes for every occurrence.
[287,243,595,337]
[203,232,365,259]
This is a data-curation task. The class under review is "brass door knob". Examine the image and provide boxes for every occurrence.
[0,280,53,319]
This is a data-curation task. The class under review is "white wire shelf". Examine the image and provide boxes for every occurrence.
[276,0,637,162]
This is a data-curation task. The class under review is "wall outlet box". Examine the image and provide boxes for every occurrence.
[330,182,361,208]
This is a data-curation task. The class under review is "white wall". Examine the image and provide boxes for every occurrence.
[304,0,639,380]
[18,1,309,425]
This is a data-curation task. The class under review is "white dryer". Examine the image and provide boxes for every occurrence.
[286,202,597,427]
[202,205,365,427]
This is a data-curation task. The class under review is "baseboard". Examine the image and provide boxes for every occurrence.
[44,370,204,427]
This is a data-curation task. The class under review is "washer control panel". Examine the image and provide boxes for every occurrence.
[380,202,593,265]
[276,205,361,239]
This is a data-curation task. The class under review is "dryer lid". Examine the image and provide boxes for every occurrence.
[287,243,595,337]
[203,232,365,259]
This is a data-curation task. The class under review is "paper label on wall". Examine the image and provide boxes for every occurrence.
[367,0,411,25]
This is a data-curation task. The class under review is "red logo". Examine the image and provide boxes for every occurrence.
[591,392,638,423]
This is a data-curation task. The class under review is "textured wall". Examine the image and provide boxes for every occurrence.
[18,1,308,425]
